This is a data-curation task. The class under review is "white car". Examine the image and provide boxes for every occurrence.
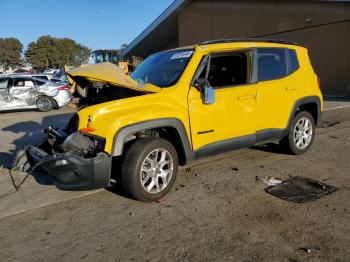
[0,75,72,112]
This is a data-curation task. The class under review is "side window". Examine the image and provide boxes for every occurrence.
[14,79,25,87]
[0,78,8,89]
[24,80,35,86]
[198,52,249,88]
[257,48,288,81]
[287,49,299,74]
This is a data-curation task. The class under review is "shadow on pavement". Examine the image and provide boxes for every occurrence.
[105,185,130,200]
[0,108,38,114]
[0,112,74,169]
[252,143,290,155]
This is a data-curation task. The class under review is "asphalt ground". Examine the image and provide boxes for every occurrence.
[0,102,349,261]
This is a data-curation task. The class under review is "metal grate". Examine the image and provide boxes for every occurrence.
[266,176,338,203]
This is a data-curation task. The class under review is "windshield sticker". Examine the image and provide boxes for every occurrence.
[170,51,193,60]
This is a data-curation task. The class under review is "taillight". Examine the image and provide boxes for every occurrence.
[58,85,69,91]
[317,76,321,88]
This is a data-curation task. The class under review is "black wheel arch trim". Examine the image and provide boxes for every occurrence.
[111,96,321,164]
[285,96,321,135]
[112,118,194,163]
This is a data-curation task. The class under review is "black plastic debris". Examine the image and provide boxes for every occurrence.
[266,176,338,203]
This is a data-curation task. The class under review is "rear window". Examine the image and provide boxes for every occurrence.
[257,48,288,82]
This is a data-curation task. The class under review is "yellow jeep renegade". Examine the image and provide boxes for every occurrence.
[25,39,323,201]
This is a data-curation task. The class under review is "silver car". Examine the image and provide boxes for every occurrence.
[0,75,72,112]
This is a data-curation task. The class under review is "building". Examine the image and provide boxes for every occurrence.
[122,0,350,96]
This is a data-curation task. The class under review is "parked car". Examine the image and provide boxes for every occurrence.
[13,68,31,74]
[51,69,68,83]
[44,68,59,75]
[0,75,72,112]
[24,39,322,201]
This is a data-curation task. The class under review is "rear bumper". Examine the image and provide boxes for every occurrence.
[25,131,111,191]
[54,91,73,107]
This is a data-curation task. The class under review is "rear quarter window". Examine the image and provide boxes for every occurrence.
[287,49,299,74]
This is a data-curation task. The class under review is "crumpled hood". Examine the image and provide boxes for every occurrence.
[66,62,161,93]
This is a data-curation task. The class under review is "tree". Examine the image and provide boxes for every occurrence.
[0,38,23,70]
[25,36,91,70]
[75,43,91,65]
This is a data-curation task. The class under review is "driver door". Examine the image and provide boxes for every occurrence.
[188,50,257,152]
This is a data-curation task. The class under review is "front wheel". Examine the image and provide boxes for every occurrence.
[280,111,316,155]
[121,138,178,202]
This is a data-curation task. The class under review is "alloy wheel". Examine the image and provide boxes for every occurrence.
[140,148,174,194]
[293,117,313,150]
[37,97,52,111]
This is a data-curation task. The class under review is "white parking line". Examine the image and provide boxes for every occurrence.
[324,104,350,111]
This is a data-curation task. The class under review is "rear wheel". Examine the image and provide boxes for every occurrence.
[36,96,54,112]
[280,111,315,155]
[121,138,178,202]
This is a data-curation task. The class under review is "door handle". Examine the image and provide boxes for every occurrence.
[285,86,298,91]
[237,95,256,101]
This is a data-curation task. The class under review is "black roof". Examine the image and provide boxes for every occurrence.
[199,38,299,46]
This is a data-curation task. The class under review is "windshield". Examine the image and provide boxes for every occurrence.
[131,49,194,87]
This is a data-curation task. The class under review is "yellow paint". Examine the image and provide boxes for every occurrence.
[74,42,323,154]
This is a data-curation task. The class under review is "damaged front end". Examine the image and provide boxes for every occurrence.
[17,63,161,190]
[65,62,161,106]
[23,119,111,190]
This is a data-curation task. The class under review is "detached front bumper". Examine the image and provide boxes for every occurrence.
[24,128,112,191]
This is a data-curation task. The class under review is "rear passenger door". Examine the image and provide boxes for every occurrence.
[255,48,300,132]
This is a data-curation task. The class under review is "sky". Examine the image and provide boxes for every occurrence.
[0,0,174,51]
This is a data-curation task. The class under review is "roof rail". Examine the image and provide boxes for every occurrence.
[199,38,299,46]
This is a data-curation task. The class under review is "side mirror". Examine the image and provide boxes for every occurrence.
[194,78,215,105]
[204,85,215,104]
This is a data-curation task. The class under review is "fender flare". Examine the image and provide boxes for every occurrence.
[285,96,321,135]
[111,118,194,163]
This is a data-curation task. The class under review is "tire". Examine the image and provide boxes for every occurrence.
[280,111,316,155]
[121,138,179,202]
[36,96,54,112]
